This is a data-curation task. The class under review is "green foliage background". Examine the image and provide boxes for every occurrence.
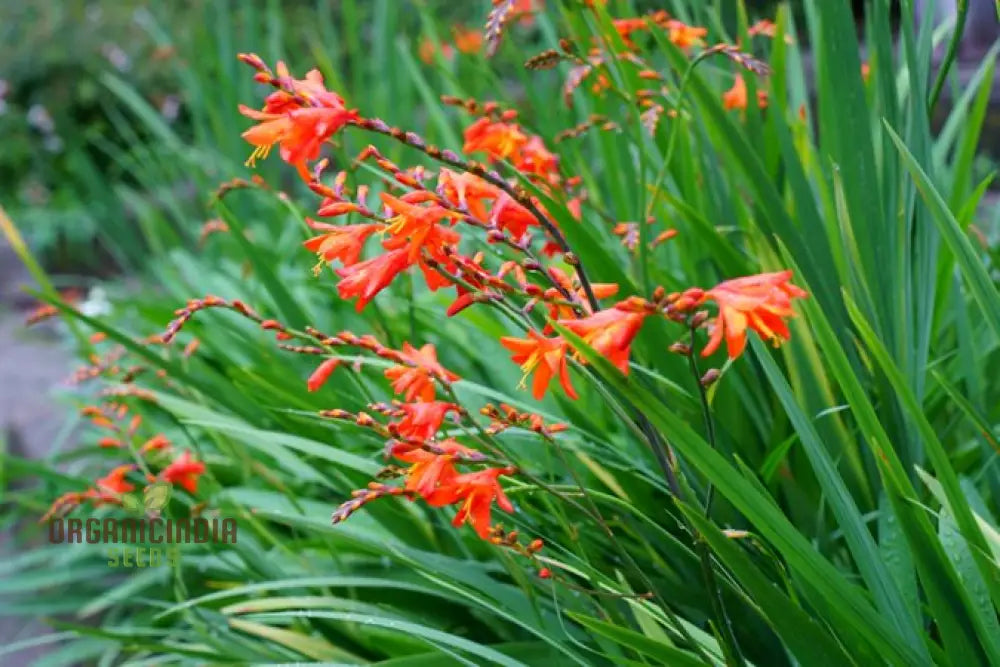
[2,0,999,665]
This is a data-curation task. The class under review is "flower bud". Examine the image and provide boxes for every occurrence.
[700,368,721,387]
[668,342,691,356]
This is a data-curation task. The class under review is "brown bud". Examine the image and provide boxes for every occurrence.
[700,368,721,387]
[668,342,691,356]
[691,311,710,327]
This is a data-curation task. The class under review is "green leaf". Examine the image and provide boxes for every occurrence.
[885,123,1000,343]
[549,321,921,664]
[567,612,709,667]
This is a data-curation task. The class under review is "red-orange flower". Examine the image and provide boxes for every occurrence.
[666,20,707,49]
[430,467,516,539]
[748,19,777,38]
[161,451,207,494]
[438,169,500,220]
[490,193,539,240]
[336,248,413,312]
[463,117,528,162]
[304,220,383,267]
[379,193,462,263]
[239,62,358,180]
[559,303,648,374]
[307,357,341,392]
[516,135,560,181]
[97,464,136,495]
[392,438,478,497]
[544,268,619,321]
[393,401,461,441]
[723,74,768,111]
[453,26,484,54]
[419,38,455,64]
[500,331,577,400]
[700,270,807,359]
[384,343,460,402]
[140,434,172,454]
[612,18,649,48]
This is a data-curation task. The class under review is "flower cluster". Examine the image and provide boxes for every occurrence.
[237,50,806,399]
[292,330,520,540]
[137,6,809,546]
[42,399,206,521]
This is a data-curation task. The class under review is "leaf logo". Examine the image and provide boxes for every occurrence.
[122,483,172,516]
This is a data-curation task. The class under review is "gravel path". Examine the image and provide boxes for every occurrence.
[0,240,74,664]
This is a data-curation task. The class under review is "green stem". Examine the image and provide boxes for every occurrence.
[927,0,969,115]
[685,322,743,667]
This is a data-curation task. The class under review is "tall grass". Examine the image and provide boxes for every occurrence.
[2,1,999,665]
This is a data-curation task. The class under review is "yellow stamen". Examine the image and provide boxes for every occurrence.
[244,143,272,168]
[516,351,541,390]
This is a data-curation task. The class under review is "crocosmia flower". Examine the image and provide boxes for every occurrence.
[392,438,477,497]
[394,401,461,441]
[501,331,577,400]
[463,118,528,162]
[384,343,459,402]
[559,304,647,374]
[97,464,137,495]
[336,248,413,311]
[723,74,768,111]
[304,220,383,267]
[239,61,358,180]
[161,451,207,494]
[429,467,516,539]
[701,270,807,359]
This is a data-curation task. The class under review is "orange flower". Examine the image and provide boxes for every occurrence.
[438,169,500,220]
[490,193,539,240]
[307,357,341,392]
[41,491,87,522]
[336,248,413,312]
[500,331,577,400]
[304,220,383,267]
[722,74,768,111]
[419,38,454,64]
[97,464,137,495]
[431,467,516,539]
[239,62,358,180]
[512,0,543,25]
[861,62,871,83]
[384,343,460,402]
[749,19,776,37]
[379,193,462,263]
[463,117,528,162]
[700,270,807,359]
[393,401,461,441]
[666,20,707,49]
[544,268,619,320]
[392,438,477,497]
[453,26,483,54]
[559,304,648,374]
[161,451,207,494]
[613,18,649,48]
[140,434,172,454]
[516,135,560,180]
